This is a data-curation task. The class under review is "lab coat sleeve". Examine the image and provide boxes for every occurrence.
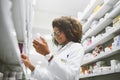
[31,66,54,80]
[48,46,84,80]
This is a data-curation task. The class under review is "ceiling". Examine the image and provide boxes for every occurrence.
[29,0,91,64]
[31,0,91,39]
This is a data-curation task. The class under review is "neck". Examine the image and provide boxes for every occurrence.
[61,41,69,47]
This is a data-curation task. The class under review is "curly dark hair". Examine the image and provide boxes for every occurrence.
[52,16,82,46]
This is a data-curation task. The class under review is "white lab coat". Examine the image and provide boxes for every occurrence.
[31,41,84,80]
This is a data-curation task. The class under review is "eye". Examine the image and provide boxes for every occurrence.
[56,31,61,35]
[52,30,61,37]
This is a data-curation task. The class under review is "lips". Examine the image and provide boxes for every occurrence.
[57,38,62,43]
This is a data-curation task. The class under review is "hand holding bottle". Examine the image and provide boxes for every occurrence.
[33,35,50,56]
[21,54,35,71]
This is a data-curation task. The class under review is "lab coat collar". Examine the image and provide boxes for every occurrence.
[58,41,74,52]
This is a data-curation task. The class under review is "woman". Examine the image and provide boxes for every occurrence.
[21,16,84,80]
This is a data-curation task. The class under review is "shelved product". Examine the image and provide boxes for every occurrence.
[106,4,120,19]
[82,47,120,66]
[82,18,112,41]
[82,0,118,33]
[82,4,120,42]
[80,0,104,21]
[80,70,120,79]
[85,26,120,53]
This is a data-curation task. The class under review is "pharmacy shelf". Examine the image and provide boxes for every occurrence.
[83,3,120,41]
[0,22,21,65]
[107,4,120,19]
[12,0,33,54]
[80,0,103,21]
[81,47,120,66]
[85,26,120,53]
[104,0,119,6]
[0,0,21,65]
[0,1,27,79]
[83,0,118,33]
[82,18,112,42]
[89,4,112,20]
[83,5,112,33]
[79,70,120,79]
[11,0,27,42]
[83,20,93,34]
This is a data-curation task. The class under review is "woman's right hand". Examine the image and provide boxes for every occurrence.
[21,54,35,71]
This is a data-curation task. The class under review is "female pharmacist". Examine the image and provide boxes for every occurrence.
[21,16,84,80]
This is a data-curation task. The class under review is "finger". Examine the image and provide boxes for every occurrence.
[40,36,47,43]
[33,39,39,45]
[22,59,27,66]
[33,44,42,53]
[33,39,42,46]
[36,49,40,53]
[21,54,27,59]
[33,44,39,50]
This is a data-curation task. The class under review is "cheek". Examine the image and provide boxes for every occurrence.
[57,35,67,43]
[62,36,67,42]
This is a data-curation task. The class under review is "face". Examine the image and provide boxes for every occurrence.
[53,27,68,45]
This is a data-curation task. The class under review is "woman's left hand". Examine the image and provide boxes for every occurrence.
[33,36,50,56]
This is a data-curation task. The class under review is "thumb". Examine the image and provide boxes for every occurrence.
[21,54,27,59]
